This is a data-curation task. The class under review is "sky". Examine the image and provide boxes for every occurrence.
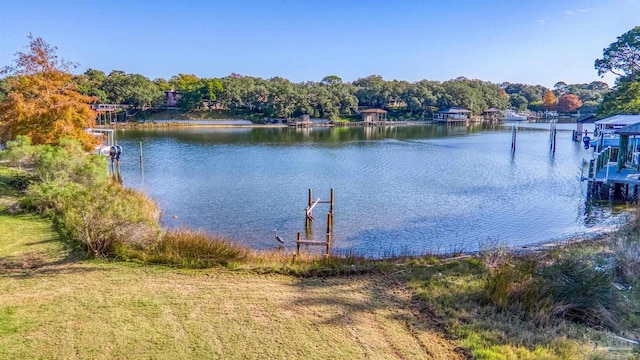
[0,0,638,88]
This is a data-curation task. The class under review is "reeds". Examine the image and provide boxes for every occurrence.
[139,228,249,268]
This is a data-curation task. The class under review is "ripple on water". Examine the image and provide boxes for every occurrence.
[116,125,623,256]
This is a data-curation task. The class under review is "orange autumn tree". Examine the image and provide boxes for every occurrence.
[542,90,557,110]
[557,94,583,113]
[0,35,99,150]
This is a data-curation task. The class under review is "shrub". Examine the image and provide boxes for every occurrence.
[8,173,34,192]
[613,230,640,286]
[60,184,160,257]
[23,180,161,257]
[534,256,622,329]
[483,251,625,330]
[1,135,41,169]
[10,137,161,257]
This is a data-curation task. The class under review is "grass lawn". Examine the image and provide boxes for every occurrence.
[0,261,462,359]
[0,213,63,261]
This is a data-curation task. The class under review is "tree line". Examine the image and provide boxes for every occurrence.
[54,69,612,121]
[0,42,618,122]
[1,26,639,149]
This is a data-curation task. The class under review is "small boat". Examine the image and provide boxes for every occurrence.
[502,110,528,122]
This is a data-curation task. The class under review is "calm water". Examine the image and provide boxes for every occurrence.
[114,123,624,257]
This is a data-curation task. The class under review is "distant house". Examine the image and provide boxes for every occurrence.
[164,90,178,108]
[433,108,472,123]
[482,108,500,121]
[361,109,388,122]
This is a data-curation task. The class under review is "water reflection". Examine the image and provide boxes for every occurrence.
[115,124,623,257]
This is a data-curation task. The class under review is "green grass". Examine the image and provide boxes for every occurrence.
[0,166,21,200]
[0,212,61,259]
[0,261,463,359]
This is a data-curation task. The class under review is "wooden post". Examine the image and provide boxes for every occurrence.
[296,232,301,256]
[306,189,313,229]
[549,123,556,153]
[325,233,331,257]
[617,135,629,172]
[330,188,334,216]
[511,125,516,152]
[139,141,143,164]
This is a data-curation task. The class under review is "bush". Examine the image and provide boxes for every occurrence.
[23,180,161,257]
[10,137,161,257]
[1,135,40,169]
[535,256,622,329]
[8,173,34,192]
[483,252,624,330]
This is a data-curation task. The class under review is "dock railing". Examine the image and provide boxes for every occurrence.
[586,146,612,182]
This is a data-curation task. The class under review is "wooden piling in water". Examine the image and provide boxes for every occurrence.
[139,142,143,164]
[511,126,517,152]
[330,188,334,216]
[306,189,313,229]
[298,190,335,257]
[549,123,557,153]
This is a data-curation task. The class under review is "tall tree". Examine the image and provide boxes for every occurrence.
[320,75,342,86]
[595,26,640,78]
[553,81,568,96]
[598,79,640,116]
[557,94,582,113]
[542,91,558,110]
[509,94,528,111]
[73,68,108,103]
[102,71,162,108]
[0,77,10,103]
[0,36,98,150]
[596,27,640,116]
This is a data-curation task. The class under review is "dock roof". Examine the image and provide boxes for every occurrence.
[616,122,640,136]
[361,108,388,114]
[439,108,472,114]
[595,114,640,127]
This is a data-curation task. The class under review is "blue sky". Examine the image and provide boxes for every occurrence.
[0,0,638,87]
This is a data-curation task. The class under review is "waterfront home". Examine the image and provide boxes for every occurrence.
[614,122,640,170]
[588,114,640,151]
[433,108,472,123]
[361,108,388,123]
[482,108,500,122]
[595,114,640,135]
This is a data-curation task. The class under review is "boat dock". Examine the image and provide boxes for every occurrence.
[581,147,640,200]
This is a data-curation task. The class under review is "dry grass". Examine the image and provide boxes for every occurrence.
[0,261,462,359]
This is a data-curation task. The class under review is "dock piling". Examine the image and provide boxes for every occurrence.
[298,189,335,257]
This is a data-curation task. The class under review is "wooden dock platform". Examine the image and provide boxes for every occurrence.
[582,158,640,200]
[583,163,640,185]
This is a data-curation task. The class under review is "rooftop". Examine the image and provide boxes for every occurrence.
[439,108,472,114]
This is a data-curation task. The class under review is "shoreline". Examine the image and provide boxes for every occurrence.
[98,119,438,129]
